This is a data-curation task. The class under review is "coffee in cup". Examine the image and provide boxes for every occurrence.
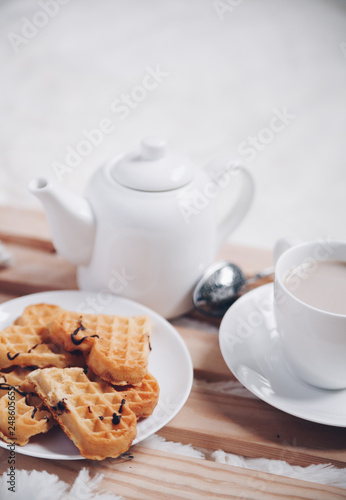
[283,260,346,315]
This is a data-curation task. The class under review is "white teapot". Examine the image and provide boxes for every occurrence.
[30,137,255,318]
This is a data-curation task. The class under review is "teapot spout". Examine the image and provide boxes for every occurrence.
[29,177,95,266]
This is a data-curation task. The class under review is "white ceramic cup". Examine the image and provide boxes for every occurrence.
[274,239,346,390]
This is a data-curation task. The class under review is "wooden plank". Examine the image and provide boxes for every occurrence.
[176,325,231,381]
[0,206,54,252]
[0,447,344,499]
[158,384,346,468]
[0,244,77,295]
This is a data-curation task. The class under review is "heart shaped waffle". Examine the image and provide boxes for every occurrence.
[49,310,152,385]
[28,367,137,460]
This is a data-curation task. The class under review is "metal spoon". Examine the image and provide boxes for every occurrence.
[193,261,274,318]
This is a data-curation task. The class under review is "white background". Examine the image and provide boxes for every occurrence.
[1,0,346,249]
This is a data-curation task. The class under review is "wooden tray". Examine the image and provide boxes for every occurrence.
[0,206,345,499]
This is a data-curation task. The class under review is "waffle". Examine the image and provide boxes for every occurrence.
[86,315,151,385]
[113,373,160,419]
[0,325,85,370]
[0,368,55,445]
[27,367,137,460]
[15,303,62,328]
[49,311,152,385]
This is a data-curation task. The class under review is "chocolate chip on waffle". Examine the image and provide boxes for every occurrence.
[48,309,107,353]
[113,373,160,419]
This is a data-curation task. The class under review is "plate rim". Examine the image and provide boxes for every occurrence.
[219,283,346,428]
[0,290,194,459]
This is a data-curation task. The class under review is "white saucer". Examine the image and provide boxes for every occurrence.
[0,290,194,459]
[219,283,346,427]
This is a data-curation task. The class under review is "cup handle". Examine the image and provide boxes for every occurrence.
[204,159,255,249]
[273,236,303,265]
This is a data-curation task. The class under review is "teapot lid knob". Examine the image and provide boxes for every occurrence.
[109,136,195,192]
[141,137,167,160]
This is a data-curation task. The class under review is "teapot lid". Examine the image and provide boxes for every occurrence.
[110,137,195,191]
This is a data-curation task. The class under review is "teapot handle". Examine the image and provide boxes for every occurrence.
[205,159,255,249]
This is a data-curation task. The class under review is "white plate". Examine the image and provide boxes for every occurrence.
[219,283,346,427]
[0,291,193,459]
